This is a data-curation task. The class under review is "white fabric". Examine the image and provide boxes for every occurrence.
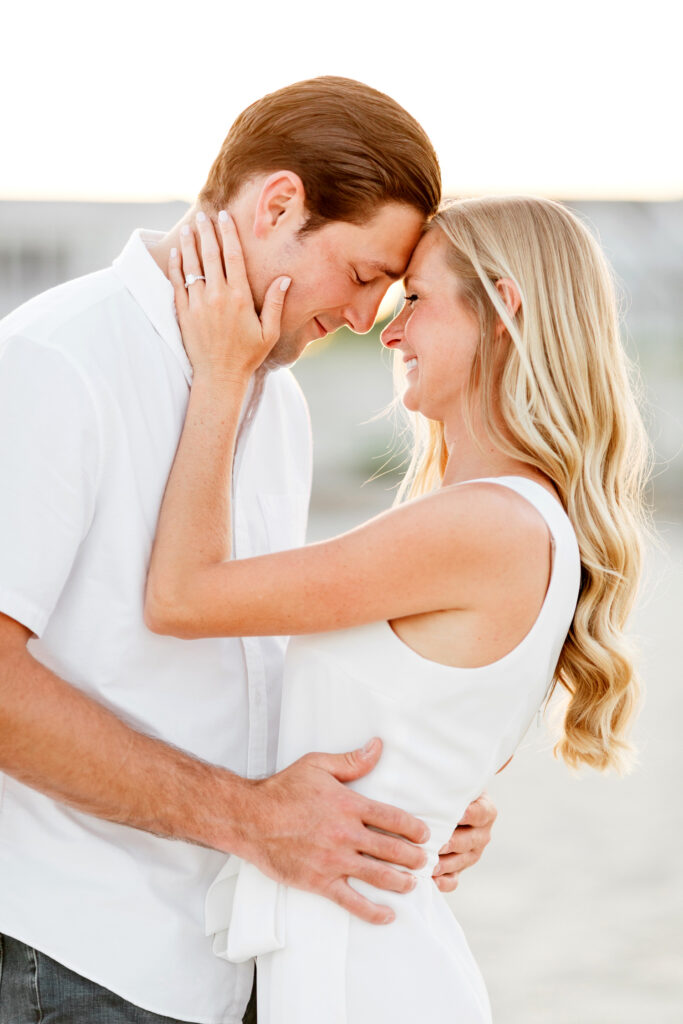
[206,477,582,1023]
[0,230,312,1024]
[207,858,286,963]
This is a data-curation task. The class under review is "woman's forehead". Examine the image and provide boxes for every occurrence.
[405,227,448,281]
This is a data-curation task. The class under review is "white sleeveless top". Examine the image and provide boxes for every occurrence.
[205,477,582,1023]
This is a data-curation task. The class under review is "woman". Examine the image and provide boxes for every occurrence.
[145,196,649,1022]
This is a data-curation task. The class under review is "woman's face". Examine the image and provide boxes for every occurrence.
[381,228,481,423]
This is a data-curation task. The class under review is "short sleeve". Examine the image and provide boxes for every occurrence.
[0,336,102,636]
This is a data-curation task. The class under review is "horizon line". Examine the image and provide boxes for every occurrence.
[1,188,682,205]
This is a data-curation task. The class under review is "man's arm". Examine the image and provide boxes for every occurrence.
[0,612,427,925]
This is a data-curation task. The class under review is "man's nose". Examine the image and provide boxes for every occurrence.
[344,292,384,335]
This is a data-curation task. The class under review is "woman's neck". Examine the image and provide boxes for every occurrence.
[441,447,530,487]
[440,409,538,488]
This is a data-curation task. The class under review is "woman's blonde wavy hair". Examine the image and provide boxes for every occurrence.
[394,195,651,774]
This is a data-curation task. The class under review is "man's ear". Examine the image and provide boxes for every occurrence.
[494,277,522,336]
[253,171,307,239]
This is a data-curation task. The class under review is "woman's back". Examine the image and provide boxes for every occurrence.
[206,477,581,1023]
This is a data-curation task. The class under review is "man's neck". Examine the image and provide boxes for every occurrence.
[147,203,201,280]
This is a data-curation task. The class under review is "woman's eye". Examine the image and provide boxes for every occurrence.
[354,272,371,286]
[404,293,419,305]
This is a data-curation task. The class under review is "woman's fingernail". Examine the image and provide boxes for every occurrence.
[280,276,292,291]
[181,225,190,236]
[196,211,206,223]
[218,210,229,222]
[170,247,177,259]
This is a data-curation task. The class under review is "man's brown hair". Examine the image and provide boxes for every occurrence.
[199,76,441,230]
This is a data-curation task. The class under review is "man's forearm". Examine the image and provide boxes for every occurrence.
[0,618,436,926]
[0,643,253,852]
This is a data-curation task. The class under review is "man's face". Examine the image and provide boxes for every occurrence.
[248,203,425,367]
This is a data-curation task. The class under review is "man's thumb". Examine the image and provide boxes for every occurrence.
[311,737,383,782]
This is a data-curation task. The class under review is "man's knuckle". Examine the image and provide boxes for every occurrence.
[363,832,381,856]
[343,792,362,816]
[385,837,404,862]
[327,822,350,846]
[380,866,398,889]
[380,808,401,832]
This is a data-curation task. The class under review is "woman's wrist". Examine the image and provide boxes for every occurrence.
[191,367,252,398]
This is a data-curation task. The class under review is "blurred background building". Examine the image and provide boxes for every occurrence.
[1,198,681,1022]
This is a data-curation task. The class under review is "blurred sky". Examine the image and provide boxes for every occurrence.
[2,0,681,203]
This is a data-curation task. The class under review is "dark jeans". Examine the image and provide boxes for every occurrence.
[0,934,257,1024]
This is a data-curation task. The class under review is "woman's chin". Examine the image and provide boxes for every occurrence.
[402,394,443,425]
[402,389,420,414]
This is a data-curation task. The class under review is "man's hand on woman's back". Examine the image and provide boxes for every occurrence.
[234,737,431,926]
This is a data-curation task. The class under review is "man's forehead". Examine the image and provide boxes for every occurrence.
[359,218,424,278]
[323,205,424,278]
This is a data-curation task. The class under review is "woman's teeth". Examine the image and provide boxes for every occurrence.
[405,357,418,373]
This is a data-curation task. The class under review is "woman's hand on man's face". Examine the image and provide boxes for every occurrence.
[169,210,291,385]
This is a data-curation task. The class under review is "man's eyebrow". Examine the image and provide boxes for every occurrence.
[364,260,404,281]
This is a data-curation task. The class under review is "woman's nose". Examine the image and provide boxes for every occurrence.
[380,313,404,349]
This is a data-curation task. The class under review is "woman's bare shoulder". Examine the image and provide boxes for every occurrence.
[411,479,554,598]
[409,477,554,548]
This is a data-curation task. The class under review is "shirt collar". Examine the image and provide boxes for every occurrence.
[112,229,193,385]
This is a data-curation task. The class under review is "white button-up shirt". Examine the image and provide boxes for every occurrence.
[0,231,312,1023]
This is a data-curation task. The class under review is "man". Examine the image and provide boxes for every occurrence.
[0,77,496,1024]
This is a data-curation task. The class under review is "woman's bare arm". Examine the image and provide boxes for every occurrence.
[145,215,548,642]
[145,212,506,893]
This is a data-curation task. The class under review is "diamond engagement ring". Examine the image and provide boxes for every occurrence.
[184,274,206,288]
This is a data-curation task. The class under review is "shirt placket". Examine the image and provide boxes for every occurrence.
[232,426,270,782]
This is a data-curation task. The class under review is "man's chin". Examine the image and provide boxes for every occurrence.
[262,332,313,370]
